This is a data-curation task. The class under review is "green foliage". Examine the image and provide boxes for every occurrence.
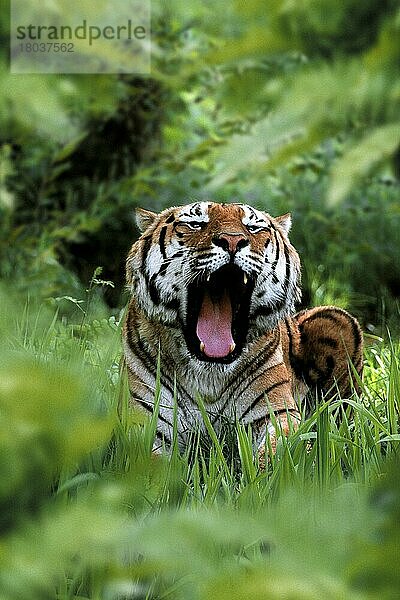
[0,70,164,304]
[0,289,400,599]
[1,1,166,303]
[157,0,400,202]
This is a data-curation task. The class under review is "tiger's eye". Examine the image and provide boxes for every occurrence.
[178,222,205,231]
[246,224,269,233]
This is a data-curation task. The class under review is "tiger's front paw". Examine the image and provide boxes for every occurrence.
[257,411,301,468]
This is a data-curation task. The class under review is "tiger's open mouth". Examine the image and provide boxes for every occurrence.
[185,264,254,363]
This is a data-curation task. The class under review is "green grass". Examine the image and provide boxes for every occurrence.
[0,288,400,600]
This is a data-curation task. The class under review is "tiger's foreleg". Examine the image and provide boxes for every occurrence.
[245,365,301,468]
[257,408,301,469]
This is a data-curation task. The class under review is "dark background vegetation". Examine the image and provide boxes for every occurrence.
[1,0,399,330]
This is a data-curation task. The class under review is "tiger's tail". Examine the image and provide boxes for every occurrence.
[293,306,363,400]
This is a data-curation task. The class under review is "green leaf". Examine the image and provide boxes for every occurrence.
[328,123,400,205]
[52,131,88,163]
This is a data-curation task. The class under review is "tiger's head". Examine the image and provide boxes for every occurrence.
[127,202,301,364]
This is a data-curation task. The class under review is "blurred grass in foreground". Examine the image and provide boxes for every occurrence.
[0,286,399,599]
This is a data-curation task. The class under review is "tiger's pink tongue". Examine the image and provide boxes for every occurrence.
[196,290,234,358]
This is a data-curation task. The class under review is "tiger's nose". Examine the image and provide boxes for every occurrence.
[213,232,249,255]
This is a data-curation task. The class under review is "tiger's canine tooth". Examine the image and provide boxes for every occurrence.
[229,342,236,353]
[243,273,248,285]
[200,342,205,352]
[206,274,211,282]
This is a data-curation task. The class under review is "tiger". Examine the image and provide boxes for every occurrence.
[123,201,363,464]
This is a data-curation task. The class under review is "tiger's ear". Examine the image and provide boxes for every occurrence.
[135,208,158,233]
[275,213,292,235]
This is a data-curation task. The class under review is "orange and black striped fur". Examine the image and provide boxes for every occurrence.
[123,202,363,460]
